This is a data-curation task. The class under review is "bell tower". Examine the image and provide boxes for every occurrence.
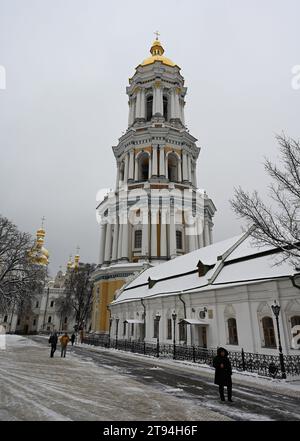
[92,37,216,333]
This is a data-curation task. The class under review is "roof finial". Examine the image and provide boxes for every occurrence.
[76,245,80,255]
[154,30,160,40]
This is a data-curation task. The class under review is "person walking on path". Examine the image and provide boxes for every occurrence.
[49,332,58,358]
[213,347,233,402]
[71,333,76,346]
[60,333,70,358]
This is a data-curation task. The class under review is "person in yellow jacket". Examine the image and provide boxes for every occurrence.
[60,333,70,358]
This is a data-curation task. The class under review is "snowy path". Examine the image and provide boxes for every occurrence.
[0,335,231,421]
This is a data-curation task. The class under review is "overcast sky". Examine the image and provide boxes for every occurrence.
[0,0,299,277]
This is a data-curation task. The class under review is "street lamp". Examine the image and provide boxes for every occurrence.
[115,317,119,349]
[155,312,161,358]
[108,317,113,348]
[271,300,286,379]
[172,312,177,359]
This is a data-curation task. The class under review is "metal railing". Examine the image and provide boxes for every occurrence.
[82,335,300,379]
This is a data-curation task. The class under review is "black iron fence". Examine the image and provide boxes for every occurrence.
[82,334,300,379]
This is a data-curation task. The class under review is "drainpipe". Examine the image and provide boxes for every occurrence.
[141,298,146,350]
[179,292,187,345]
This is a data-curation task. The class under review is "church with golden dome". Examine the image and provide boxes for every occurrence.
[91,36,216,335]
[1,222,89,334]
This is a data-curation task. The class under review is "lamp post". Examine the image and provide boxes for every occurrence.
[108,317,113,348]
[155,313,161,358]
[172,312,177,359]
[271,300,286,379]
[115,317,119,349]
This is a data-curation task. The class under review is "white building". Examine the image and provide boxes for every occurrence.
[110,229,300,355]
[92,37,216,333]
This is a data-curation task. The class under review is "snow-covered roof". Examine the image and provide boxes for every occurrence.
[112,231,297,305]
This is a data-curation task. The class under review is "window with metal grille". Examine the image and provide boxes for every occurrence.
[227,318,238,345]
[167,318,172,340]
[134,230,142,249]
[176,230,183,250]
[262,316,276,348]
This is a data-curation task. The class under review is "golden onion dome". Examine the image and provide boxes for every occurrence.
[140,39,178,68]
[28,224,49,266]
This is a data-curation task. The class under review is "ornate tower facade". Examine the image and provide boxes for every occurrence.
[91,38,216,333]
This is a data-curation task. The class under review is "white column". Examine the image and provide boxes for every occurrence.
[136,89,142,118]
[152,146,158,176]
[128,99,134,126]
[116,163,120,190]
[117,223,123,260]
[197,217,204,249]
[148,155,152,180]
[204,218,210,247]
[124,153,129,182]
[151,211,157,258]
[174,89,180,118]
[180,100,185,125]
[140,89,145,119]
[187,155,192,183]
[128,150,134,180]
[165,153,169,179]
[121,216,129,260]
[111,218,119,262]
[170,89,176,119]
[209,223,213,244]
[159,146,165,177]
[98,223,106,265]
[182,152,188,181]
[142,212,149,258]
[192,161,197,187]
[169,209,177,259]
[104,222,112,263]
[178,157,182,182]
[160,211,167,258]
[156,86,163,115]
[134,155,139,181]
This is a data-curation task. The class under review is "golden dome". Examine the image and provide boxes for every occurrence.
[140,39,178,68]
[28,225,49,266]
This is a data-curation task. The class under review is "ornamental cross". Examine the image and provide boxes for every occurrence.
[76,245,80,255]
[154,30,160,40]
[41,216,46,228]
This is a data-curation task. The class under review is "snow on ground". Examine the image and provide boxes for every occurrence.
[78,342,300,397]
[0,335,231,421]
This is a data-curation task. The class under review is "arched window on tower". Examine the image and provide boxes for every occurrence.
[146,95,153,121]
[163,96,168,121]
[262,316,276,348]
[168,153,178,182]
[227,318,238,345]
[134,230,142,249]
[138,153,149,181]
[176,230,183,250]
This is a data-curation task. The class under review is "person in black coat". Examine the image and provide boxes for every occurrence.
[213,347,233,402]
[49,332,58,358]
[71,333,76,346]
